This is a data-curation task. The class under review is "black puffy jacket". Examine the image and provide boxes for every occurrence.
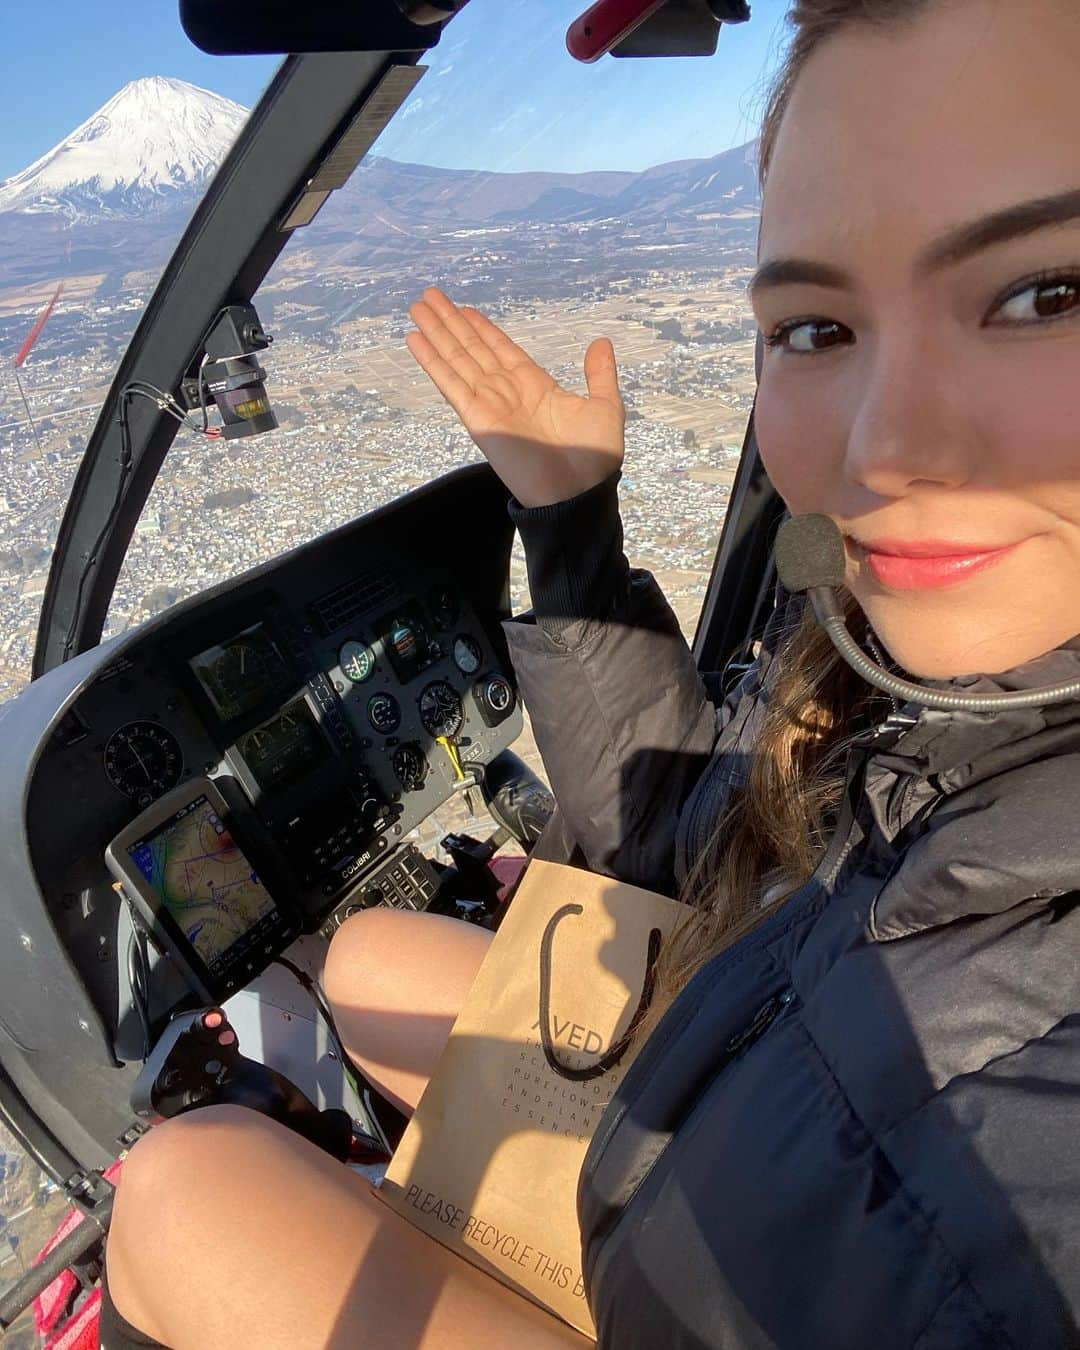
[502,476,1080,1349]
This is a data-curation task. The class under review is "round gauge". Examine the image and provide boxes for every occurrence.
[104,721,183,802]
[427,586,459,631]
[392,743,428,792]
[339,639,375,684]
[419,681,464,739]
[190,627,290,723]
[209,638,278,707]
[367,692,401,735]
[485,676,514,713]
[452,634,482,676]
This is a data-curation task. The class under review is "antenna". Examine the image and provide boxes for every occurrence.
[11,281,63,457]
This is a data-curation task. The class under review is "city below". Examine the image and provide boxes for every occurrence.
[0,211,760,704]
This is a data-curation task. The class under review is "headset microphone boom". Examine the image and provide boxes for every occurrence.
[773,514,1080,712]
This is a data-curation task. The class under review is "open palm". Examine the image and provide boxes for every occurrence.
[405,287,625,509]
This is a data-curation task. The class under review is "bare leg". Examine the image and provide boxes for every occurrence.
[106,1106,588,1350]
[323,908,493,1115]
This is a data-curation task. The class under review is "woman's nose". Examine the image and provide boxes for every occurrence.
[841,345,976,497]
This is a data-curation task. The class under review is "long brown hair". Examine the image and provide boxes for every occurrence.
[639,0,926,1035]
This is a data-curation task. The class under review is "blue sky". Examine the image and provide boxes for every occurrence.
[2,0,793,182]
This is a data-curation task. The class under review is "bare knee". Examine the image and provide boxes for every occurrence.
[108,1107,270,1332]
[113,1105,268,1240]
[323,905,420,1009]
[324,906,490,1019]
[323,907,491,1114]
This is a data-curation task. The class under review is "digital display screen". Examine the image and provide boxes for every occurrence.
[188,624,293,724]
[375,603,434,684]
[235,700,329,790]
[127,794,279,976]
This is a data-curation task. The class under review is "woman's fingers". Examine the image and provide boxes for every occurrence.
[417,288,502,376]
[404,329,477,422]
[459,305,534,374]
[408,297,489,386]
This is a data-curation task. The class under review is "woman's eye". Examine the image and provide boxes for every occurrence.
[990,275,1080,325]
[762,318,851,355]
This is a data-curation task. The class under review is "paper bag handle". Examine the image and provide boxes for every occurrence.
[538,903,664,1081]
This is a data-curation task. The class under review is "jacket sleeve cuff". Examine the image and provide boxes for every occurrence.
[506,470,628,638]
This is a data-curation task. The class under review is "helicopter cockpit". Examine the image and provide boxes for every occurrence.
[26,464,525,1034]
[0,0,781,1334]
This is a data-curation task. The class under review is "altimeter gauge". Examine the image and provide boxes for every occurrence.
[104,721,184,804]
[419,681,464,739]
[452,634,482,676]
[339,639,375,684]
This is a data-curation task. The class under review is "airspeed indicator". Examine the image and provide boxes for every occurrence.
[339,639,375,684]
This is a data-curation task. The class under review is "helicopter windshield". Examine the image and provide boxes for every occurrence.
[1,3,780,699]
[102,4,773,647]
[0,64,268,702]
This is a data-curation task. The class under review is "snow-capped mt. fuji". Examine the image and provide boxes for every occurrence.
[0,76,248,222]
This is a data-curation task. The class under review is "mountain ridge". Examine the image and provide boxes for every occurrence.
[0,77,761,292]
[0,76,761,229]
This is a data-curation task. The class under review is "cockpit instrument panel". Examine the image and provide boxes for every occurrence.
[188,624,293,723]
[21,464,524,1091]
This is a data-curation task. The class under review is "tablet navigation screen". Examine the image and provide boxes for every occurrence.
[127,793,279,972]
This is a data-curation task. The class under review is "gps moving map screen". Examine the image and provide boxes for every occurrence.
[127,793,279,976]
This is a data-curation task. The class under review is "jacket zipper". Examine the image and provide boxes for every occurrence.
[588,745,871,1186]
[586,986,798,1261]
[724,988,795,1058]
[717,720,911,1070]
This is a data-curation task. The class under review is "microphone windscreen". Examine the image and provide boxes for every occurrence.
[774,514,847,592]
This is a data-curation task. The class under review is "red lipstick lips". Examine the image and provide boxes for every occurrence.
[856,538,1023,590]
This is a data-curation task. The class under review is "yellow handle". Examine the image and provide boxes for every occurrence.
[436,734,466,780]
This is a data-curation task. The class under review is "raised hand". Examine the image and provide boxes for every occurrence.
[405,287,625,509]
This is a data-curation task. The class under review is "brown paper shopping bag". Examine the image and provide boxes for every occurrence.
[379,859,687,1339]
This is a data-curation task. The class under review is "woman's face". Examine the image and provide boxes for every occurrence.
[752,0,1080,678]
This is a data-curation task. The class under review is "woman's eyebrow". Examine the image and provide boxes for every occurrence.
[749,185,1080,300]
